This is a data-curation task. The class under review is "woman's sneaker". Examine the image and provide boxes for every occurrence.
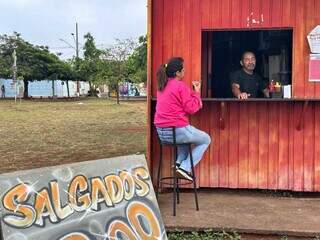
[171,162,181,170]
[176,167,193,181]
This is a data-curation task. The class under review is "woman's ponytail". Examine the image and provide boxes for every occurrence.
[157,64,168,91]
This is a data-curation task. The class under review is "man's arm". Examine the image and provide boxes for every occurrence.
[231,83,241,98]
[231,83,250,99]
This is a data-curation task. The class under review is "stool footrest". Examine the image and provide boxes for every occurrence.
[159,176,193,186]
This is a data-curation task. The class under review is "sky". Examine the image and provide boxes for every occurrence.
[0,0,147,59]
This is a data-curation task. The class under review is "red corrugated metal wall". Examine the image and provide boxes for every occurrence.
[149,0,320,191]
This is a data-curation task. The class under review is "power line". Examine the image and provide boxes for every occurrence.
[50,46,75,50]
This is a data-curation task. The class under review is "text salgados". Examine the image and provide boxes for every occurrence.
[2,167,150,228]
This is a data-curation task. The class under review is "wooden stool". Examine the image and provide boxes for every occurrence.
[155,126,199,216]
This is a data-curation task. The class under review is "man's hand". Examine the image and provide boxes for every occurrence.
[237,92,251,99]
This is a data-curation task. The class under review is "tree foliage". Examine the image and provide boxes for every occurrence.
[80,35,147,102]
[78,33,102,87]
[101,38,137,104]
[126,35,147,84]
[0,32,147,99]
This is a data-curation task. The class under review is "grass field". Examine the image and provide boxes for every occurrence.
[0,99,147,173]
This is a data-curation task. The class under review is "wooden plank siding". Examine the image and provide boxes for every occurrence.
[148,0,320,191]
[146,0,152,171]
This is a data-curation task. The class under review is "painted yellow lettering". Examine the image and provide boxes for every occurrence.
[91,177,113,211]
[127,201,161,240]
[119,170,135,201]
[104,174,124,204]
[58,232,90,240]
[2,183,36,228]
[68,175,91,212]
[34,188,58,226]
[132,167,150,197]
[107,220,138,240]
[50,181,74,220]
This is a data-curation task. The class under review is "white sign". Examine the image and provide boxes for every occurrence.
[307,25,320,53]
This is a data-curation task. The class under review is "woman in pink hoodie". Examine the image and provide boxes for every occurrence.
[154,57,211,181]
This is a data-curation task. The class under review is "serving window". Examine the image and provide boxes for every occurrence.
[201,29,293,98]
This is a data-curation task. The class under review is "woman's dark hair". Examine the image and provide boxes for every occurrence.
[156,57,184,91]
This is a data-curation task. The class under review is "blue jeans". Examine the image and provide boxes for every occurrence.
[156,125,211,172]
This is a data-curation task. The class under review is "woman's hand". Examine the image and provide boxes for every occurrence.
[192,81,201,93]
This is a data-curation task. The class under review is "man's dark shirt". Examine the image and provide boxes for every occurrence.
[230,69,267,98]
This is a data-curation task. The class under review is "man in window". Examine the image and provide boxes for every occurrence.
[230,51,269,99]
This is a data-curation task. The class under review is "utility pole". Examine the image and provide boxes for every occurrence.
[60,22,80,97]
[12,49,17,102]
[73,22,80,96]
[75,22,79,60]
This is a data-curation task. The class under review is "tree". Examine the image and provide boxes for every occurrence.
[78,33,103,95]
[126,35,147,84]
[102,38,137,104]
[0,33,75,98]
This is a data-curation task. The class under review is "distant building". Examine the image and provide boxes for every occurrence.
[0,79,90,98]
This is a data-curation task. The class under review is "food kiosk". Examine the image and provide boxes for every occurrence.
[147,0,320,192]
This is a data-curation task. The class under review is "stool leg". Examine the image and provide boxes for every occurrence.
[156,145,163,200]
[189,144,199,211]
[173,146,177,216]
[176,176,180,205]
[174,146,180,204]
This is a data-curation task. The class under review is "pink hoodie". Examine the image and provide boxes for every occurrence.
[154,78,202,127]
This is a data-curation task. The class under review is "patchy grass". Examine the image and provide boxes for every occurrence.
[0,99,147,173]
[168,230,241,240]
